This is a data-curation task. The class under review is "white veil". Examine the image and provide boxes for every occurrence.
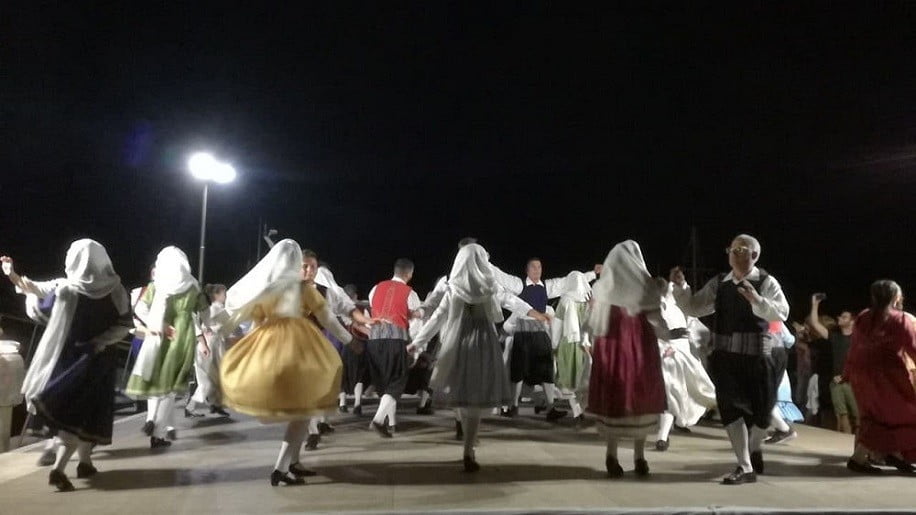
[22,239,127,411]
[223,239,303,333]
[587,240,661,337]
[559,271,591,343]
[447,243,503,324]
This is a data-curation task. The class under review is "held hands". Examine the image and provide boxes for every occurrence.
[165,325,177,340]
[593,264,603,276]
[737,280,762,305]
[529,310,551,324]
[405,343,417,354]
[663,346,676,358]
[669,267,686,287]
[198,337,210,358]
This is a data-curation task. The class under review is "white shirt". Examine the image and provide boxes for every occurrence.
[671,266,789,323]
[368,276,422,311]
[491,265,597,299]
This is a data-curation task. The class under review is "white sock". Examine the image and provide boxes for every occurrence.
[146,397,161,422]
[275,421,307,472]
[372,395,391,424]
[419,390,430,406]
[155,394,176,438]
[513,382,523,407]
[76,440,93,466]
[605,434,618,459]
[542,383,556,406]
[658,412,675,442]
[634,437,646,461]
[339,392,346,407]
[308,417,320,435]
[53,431,78,472]
[354,383,364,407]
[725,419,752,472]
[454,409,463,423]
[43,438,56,452]
[462,408,482,458]
[771,407,790,432]
[570,397,583,418]
[749,425,768,452]
[387,397,397,427]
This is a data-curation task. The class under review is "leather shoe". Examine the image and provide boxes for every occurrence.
[270,469,305,486]
[338,405,349,414]
[634,458,650,477]
[655,439,669,452]
[606,456,624,478]
[353,405,363,416]
[150,437,171,449]
[184,408,204,418]
[304,433,320,451]
[210,406,231,417]
[455,420,464,441]
[372,421,393,438]
[884,454,916,474]
[847,458,883,474]
[317,422,335,434]
[500,406,518,418]
[76,462,98,478]
[142,421,154,436]
[545,407,568,422]
[722,467,757,485]
[463,455,480,473]
[49,470,75,492]
[289,462,318,477]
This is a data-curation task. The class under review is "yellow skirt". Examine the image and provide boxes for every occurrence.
[220,317,342,420]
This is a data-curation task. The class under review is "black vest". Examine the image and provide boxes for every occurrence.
[713,269,770,336]
[519,281,548,313]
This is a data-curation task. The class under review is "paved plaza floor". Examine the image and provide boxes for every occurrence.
[2,400,915,514]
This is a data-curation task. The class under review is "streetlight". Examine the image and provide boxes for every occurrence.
[188,151,236,283]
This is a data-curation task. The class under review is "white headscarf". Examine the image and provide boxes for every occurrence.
[22,239,127,411]
[146,246,198,334]
[447,243,503,324]
[223,239,303,332]
[587,240,662,337]
[558,271,591,343]
[315,266,335,290]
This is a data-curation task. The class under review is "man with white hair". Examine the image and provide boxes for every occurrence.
[670,234,789,485]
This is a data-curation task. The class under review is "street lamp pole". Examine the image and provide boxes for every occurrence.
[198,181,209,284]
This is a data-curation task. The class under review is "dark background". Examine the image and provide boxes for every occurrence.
[2,4,915,322]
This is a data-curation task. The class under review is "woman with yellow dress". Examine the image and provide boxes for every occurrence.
[219,239,352,486]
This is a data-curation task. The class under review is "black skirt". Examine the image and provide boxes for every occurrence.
[33,344,118,445]
[366,338,411,399]
[509,331,555,386]
[708,348,787,428]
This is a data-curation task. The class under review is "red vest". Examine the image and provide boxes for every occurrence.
[371,280,412,329]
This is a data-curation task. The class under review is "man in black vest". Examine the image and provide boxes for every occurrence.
[670,234,789,485]
[492,258,600,421]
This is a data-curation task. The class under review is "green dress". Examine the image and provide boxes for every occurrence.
[126,284,209,398]
[554,301,590,392]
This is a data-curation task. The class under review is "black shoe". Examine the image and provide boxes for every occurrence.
[38,448,56,467]
[76,462,98,479]
[210,406,231,417]
[722,467,757,485]
[49,470,75,492]
[634,458,650,477]
[847,458,883,474]
[270,469,305,486]
[534,405,547,415]
[142,421,154,436]
[500,406,518,418]
[605,456,624,478]
[764,429,797,445]
[455,420,464,441]
[289,462,318,477]
[372,421,393,438]
[545,407,568,422]
[884,454,916,473]
[463,455,480,473]
[150,437,171,449]
[338,405,349,414]
[573,414,587,429]
[750,451,764,474]
[655,439,669,452]
[416,401,434,415]
[317,422,334,434]
[184,408,204,418]
[304,433,320,451]
[166,428,177,441]
[353,405,363,416]
[673,425,692,434]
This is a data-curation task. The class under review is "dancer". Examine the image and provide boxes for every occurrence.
[408,244,545,471]
[340,283,372,415]
[845,280,916,474]
[185,283,232,418]
[766,321,802,444]
[655,282,717,451]
[126,247,209,448]
[553,271,593,425]
[671,234,790,485]
[7,240,131,491]
[1,261,63,466]
[586,241,667,478]
[494,258,598,420]
[366,258,422,437]
[219,239,351,486]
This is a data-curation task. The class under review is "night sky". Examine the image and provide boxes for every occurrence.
[2,4,915,321]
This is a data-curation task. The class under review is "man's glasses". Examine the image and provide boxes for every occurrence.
[725,246,752,255]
